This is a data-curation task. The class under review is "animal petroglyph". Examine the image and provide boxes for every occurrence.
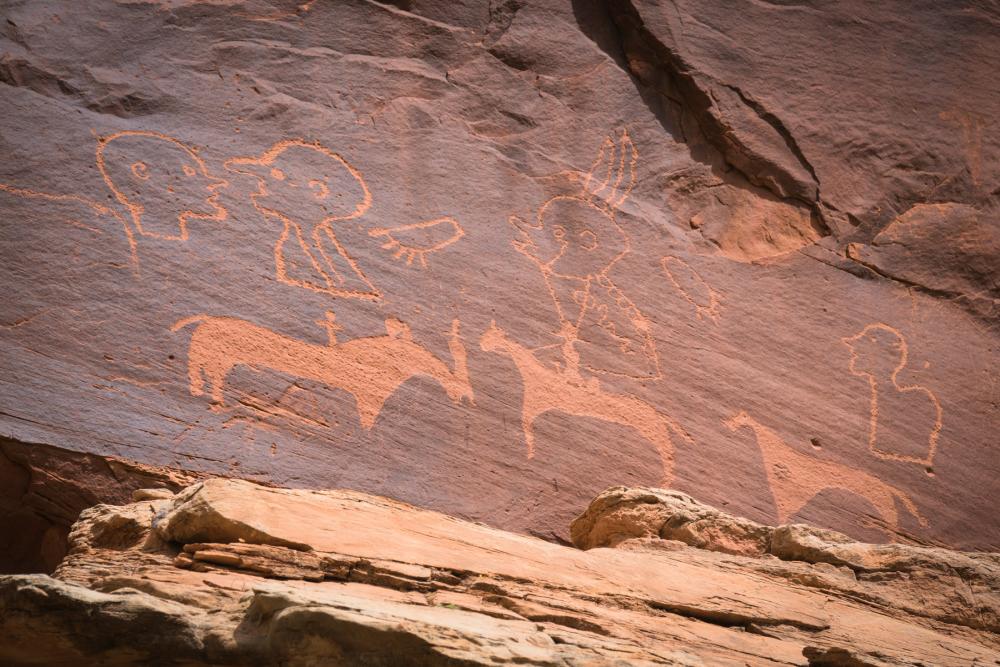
[660,256,722,323]
[726,411,928,532]
[97,130,229,243]
[480,321,681,483]
[368,217,464,268]
[843,324,943,468]
[172,313,474,430]
[225,139,380,300]
[509,129,660,381]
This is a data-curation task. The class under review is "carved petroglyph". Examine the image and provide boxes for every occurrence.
[842,324,943,468]
[368,217,464,268]
[172,314,473,430]
[97,130,228,242]
[480,321,682,483]
[225,140,380,300]
[509,129,660,381]
[2,130,229,272]
[660,255,722,323]
[726,411,928,532]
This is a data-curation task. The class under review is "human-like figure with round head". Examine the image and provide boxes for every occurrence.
[225,140,379,300]
[97,130,228,242]
[508,129,659,380]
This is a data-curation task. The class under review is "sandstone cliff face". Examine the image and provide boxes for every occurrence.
[0,0,997,552]
[2,480,999,666]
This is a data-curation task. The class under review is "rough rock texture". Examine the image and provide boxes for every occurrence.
[0,436,208,573]
[1,480,998,666]
[573,486,1000,635]
[0,0,998,551]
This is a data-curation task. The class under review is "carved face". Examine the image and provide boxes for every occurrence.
[227,141,370,223]
[99,132,227,234]
[844,324,906,378]
[531,196,628,279]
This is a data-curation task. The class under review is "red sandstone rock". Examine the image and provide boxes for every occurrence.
[2,479,998,665]
[0,0,997,555]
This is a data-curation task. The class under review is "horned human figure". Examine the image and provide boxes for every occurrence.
[508,129,659,381]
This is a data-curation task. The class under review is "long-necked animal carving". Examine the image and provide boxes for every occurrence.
[172,314,473,430]
[480,321,680,483]
[725,411,928,532]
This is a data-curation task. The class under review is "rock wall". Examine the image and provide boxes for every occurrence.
[1,0,997,550]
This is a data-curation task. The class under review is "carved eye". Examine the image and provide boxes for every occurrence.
[131,162,150,180]
[553,226,566,240]
[579,229,598,251]
[182,165,196,177]
[270,168,285,181]
[309,179,329,200]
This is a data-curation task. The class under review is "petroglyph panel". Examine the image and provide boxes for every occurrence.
[1,0,997,550]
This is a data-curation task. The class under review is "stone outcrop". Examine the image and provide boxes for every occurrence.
[1,479,998,665]
[1,0,998,556]
[0,436,208,573]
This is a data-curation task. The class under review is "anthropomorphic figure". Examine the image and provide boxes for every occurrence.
[97,130,228,242]
[509,130,659,381]
[225,140,380,300]
[843,324,942,468]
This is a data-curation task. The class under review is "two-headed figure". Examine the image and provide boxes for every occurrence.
[100,134,375,296]
[17,131,461,291]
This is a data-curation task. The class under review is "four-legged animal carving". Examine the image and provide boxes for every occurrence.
[172,314,473,430]
[725,411,927,531]
[480,321,679,483]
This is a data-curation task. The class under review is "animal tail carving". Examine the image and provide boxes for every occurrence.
[171,314,209,332]
[169,314,212,398]
[891,487,929,528]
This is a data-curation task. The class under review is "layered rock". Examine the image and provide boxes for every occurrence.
[0,436,208,573]
[1,479,998,665]
[1,0,998,553]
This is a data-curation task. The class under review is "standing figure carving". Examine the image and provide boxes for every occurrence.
[508,130,659,381]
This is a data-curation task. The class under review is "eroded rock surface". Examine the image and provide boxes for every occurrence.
[1,0,998,552]
[0,436,207,573]
[1,480,998,666]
